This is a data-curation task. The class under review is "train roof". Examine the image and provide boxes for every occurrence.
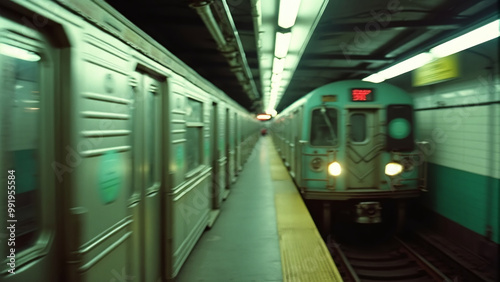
[276,80,413,118]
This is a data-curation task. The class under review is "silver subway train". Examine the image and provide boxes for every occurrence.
[0,0,260,281]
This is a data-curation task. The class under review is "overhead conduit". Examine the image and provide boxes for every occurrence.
[190,0,260,108]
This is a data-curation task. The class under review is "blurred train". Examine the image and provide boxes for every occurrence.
[0,0,260,281]
[272,80,427,226]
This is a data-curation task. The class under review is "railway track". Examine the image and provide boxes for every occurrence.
[406,228,498,282]
[329,236,453,282]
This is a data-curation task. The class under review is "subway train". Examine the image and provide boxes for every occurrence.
[271,80,428,226]
[0,1,260,281]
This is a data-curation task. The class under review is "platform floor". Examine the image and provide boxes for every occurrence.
[176,137,341,281]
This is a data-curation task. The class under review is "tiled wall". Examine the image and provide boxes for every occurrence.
[409,74,500,243]
[412,76,500,179]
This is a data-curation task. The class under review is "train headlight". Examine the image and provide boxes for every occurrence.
[310,158,323,171]
[385,162,403,176]
[328,162,341,176]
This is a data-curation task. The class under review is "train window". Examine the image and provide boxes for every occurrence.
[310,108,338,146]
[186,98,202,122]
[186,98,203,172]
[1,44,41,252]
[128,79,137,197]
[146,88,157,188]
[350,114,366,142]
[186,127,201,171]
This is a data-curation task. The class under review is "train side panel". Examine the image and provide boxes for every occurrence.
[57,19,137,281]
[227,109,236,186]
[169,76,212,277]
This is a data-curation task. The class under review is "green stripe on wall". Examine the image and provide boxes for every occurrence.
[423,163,500,244]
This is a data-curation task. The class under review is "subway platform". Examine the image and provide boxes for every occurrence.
[176,137,342,281]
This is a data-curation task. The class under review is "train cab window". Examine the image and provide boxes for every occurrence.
[350,114,367,142]
[186,98,203,172]
[310,108,338,146]
[1,44,42,252]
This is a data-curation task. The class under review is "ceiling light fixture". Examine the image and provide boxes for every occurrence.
[364,19,500,83]
[430,19,500,58]
[274,32,292,58]
[271,72,283,82]
[261,0,329,114]
[272,57,286,73]
[363,53,434,83]
[278,0,302,29]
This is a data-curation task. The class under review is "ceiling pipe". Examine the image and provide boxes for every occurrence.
[190,0,260,105]
[250,0,263,111]
[219,0,260,100]
[190,1,228,49]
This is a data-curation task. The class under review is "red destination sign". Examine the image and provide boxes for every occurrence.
[351,89,374,101]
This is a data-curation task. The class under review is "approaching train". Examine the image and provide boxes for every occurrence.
[0,0,260,281]
[272,80,427,227]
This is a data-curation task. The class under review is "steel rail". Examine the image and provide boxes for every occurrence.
[395,236,453,282]
[329,238,360,282]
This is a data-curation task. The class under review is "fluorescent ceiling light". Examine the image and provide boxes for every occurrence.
[268,94,278,109]
[364,20,500,83]
[272,57,285,73]
[379,53,434,79]
[278,0,301,28]
[274,32,292,58]
[266,109,278,116]
[0,44,40,61]
[271,80,281,89]
[431,19,500,58]
[261,0,329,112]
[271,73,282,82]
[363,53,433,83]
[362,73,385,83]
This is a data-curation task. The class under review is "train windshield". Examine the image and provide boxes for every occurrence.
[310,108,338,146]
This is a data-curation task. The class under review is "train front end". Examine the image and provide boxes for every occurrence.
[297,80,427,224]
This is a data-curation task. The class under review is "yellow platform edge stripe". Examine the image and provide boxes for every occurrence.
[268,138,343,282]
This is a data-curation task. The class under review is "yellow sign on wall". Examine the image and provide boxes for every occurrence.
[413,54,459,86]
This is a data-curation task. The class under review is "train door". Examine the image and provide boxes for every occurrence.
[210,102,220,209]
[346,109,381,188]
[0,23,59,281]
[234,112,239,175]
[289,112,296,174]
[224,108,230,196]
[129,70,163,282]
[287,117,292,162]
[291,109,302,179]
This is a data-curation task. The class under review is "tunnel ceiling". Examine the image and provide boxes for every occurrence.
[106,0,498,113]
